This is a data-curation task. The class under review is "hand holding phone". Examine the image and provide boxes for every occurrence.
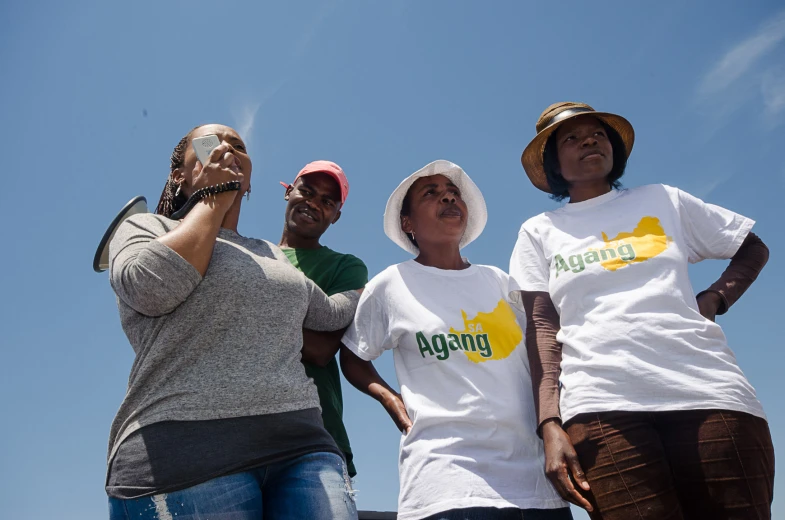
[192,134,221,166]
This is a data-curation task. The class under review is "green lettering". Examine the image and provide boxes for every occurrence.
[476,334,492,358]
[569,254,585,273]
[447,334,461,351]
[460,333,477,351]
[554,254,570,277]
[618,243,636,261]
[431,334,449,360]
[584,250,600,264]
[416,331,434,358]
[600,248,617,261]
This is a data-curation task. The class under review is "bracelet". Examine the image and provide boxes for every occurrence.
[170,181,242,219]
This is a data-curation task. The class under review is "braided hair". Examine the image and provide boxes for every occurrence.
[155,126,201,217]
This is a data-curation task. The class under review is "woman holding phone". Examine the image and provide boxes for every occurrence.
[105,124,360,520]
[510,102,773,519]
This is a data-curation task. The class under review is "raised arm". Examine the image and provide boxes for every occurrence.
[156,142,244,275]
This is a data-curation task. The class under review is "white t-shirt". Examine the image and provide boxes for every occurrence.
[509,184,764,424]
[342,261,566,520]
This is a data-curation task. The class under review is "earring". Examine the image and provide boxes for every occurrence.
[411,230,416,239]
[175,184,182,198]
[246,185,252,201]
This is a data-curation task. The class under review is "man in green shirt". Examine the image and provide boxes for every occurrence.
[279,160,367,477]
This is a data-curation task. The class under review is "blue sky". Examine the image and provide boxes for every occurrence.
[1,1,784,518]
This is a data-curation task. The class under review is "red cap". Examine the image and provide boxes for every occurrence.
[280,160,349,205]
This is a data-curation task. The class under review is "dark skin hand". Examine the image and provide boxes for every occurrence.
[696,290,723,322]
[159,124,251,276]
[340,346,412,434]
[542,419,593,512]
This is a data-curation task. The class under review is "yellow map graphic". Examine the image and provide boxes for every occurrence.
[599,216,671,271]
[449,299,522,363]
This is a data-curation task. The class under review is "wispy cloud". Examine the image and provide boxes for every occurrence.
[694,9,785,133]
[761,67,785,119]
[698,11,785,96]
[233,102,261,144]
[693,170,734,200]
[230,2,341,152]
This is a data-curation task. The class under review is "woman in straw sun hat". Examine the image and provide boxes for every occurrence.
[340,160,572,520]
[509,102,774,519]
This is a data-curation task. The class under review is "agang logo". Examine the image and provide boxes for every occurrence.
[415,300,522,364]
[554,216,672,277]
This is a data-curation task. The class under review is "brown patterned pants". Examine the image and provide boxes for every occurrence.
[564,410,774,520]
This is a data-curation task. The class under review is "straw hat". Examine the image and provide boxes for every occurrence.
[521,102,635,193]
[383,160,487,255]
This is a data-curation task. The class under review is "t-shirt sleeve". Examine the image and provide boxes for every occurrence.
[303,278,361,331]
[509,221,551,294]
[109,214,203,317]
[328,255,369,294]
[672,187,755,263]
[341,290,393,361]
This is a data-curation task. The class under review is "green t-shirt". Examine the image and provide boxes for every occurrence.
[282,246,368,477]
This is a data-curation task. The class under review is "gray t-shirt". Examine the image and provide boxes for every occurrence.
[106,213,359,474]
[106,408,340,499]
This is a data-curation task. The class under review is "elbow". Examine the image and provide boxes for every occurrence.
[111,268,185,317]
[758,240,770,269]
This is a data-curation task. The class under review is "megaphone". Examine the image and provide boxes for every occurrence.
[93,196,149,272]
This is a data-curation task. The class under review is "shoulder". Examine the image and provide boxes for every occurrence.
[240,237,290,262]
[474,264,510,287]
[120,213,178,237]
[325,248,368,271]
[474,263,508,279]
[364,262,407,297]
[624,183,675,199]
[516,212,557,242]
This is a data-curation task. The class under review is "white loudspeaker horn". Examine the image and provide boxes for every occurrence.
[93,196,149,272]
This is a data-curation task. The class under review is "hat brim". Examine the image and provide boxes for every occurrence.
[383,160,488,255]
[521,112,635,193]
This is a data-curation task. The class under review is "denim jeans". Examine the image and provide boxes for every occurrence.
[421,506,573,520]
[108,451,357,520]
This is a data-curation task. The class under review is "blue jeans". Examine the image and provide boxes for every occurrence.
[108,451,357,520]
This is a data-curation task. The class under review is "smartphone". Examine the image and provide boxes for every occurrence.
[192,134,221,165]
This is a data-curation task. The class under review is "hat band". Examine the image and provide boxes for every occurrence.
[544,106,595,128]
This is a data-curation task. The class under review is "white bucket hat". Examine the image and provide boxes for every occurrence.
[383,160,488,255]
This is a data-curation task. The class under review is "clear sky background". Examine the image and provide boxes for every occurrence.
[1,1,784,519]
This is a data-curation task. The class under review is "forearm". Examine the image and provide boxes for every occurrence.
[520,291,564,432]
[303,285,360,331]
[339,345,397,402]
[699,232,769,314]
[157,200,227,276]
[301,328,345,367]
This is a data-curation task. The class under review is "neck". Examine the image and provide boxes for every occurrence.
[568,181,612,203]
[220,198,242,233]
[414,242,468,270]
[279,227,322,249]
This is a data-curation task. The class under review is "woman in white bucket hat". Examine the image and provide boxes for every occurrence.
[341,160,570,520]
